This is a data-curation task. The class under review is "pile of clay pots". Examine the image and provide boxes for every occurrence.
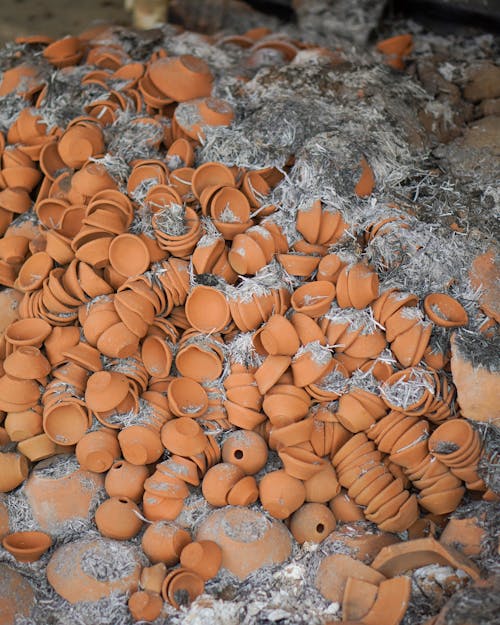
[0,24,496,625]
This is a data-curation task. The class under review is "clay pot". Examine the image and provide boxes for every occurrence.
[0,452,29,492]
[76,428,121,473]
[4,317,51,351]
[128,590,163,622]
[254,355,291,394]
[2,530,52,562]
[259,469,306,519]
[104,461,149,503]
[289,503,336,544]
[142,334,172,377]
[142,521,192,565]
[202,463,245,507]
[424,293,468,327]
[328,491,365,522]
[4,407,43,442]
[180,540,222,581]
[185,285,231,333]
[46,537,142,603]
[161,567,205,609]
[291,281,336,317]
[85,371,130,412]
[336,263,379,309]
[221,430,268,474]
[191,162,235,200]
[292,344,332,388]
[17,433,60,462]
[161,417,208,456]
[43,401,90,446]
[95,496,143,540]
[259,314,300,356]
[118,424,165,466]
[167,377,208,418]
[196,507,292,579]
[108,233,151,277]
[148,55,213,102]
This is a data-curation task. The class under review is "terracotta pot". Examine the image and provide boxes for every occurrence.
[185,285,231,333]
[161,567,205,609]
[289,502,336,544]
[291,281,336,317]
[2,530,52,562]
[191,162,235,200]
[85,371,130,412]
[42,401,90,446]
[103,460,148,503]
[0,564,35,622]
[180,540,222,581]
[149,55,213,102]
[160,417,208,456]
[167,377,208,418]
[128,590,163,622]
[142,521,192,565]
[196,507,292,579]
[4,406,43,442]
[221,430,268,474]
[259,469,306,519]
[75,428,121,473]
[108,233,151,277]
[291,344,332,387]
[202,462,245,507]
[254,355,291,394]
[342,577,378,621]
[424,293,468,327]
[95,496,143,540]
[0,452,29,492]
[259,314,300,356]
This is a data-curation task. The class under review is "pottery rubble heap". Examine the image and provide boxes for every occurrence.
[0,18,498,625]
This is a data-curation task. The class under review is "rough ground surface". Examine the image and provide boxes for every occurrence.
[0,2,499,625]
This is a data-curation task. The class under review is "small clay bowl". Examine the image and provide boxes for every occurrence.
[2,531,52,562]
[423,293,468,327]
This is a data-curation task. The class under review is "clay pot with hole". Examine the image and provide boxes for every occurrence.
[94,496,143,540]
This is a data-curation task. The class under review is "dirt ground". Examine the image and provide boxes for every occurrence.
[0,0,131,44]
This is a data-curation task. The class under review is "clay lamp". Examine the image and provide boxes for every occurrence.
[241,170,271,209]
[160,417,208,456]
[4,406,43,442]
[96,321,140,359]
[166,138,195,168]
[3,346,50,380]
[16,433,56,463]
[148,54,213,102]
[338,263,380,309]
[95,496,143,540]
[2,530,52,562]
[167,377,208,418]
[57,124,104,169]
[423,293,468,327]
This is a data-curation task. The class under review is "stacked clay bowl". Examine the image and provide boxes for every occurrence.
[0,23,494,625]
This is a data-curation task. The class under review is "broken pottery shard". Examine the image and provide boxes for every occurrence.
[315,553,385,603]
[371,537,480,580]
[469,249,500,323]
[0,564,35,624]
[450,332,500,422]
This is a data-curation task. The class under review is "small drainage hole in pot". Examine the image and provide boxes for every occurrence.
[114,462,123,470]
[233,449,244,460]
[316,524,325,534]
[118,498,128,504]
